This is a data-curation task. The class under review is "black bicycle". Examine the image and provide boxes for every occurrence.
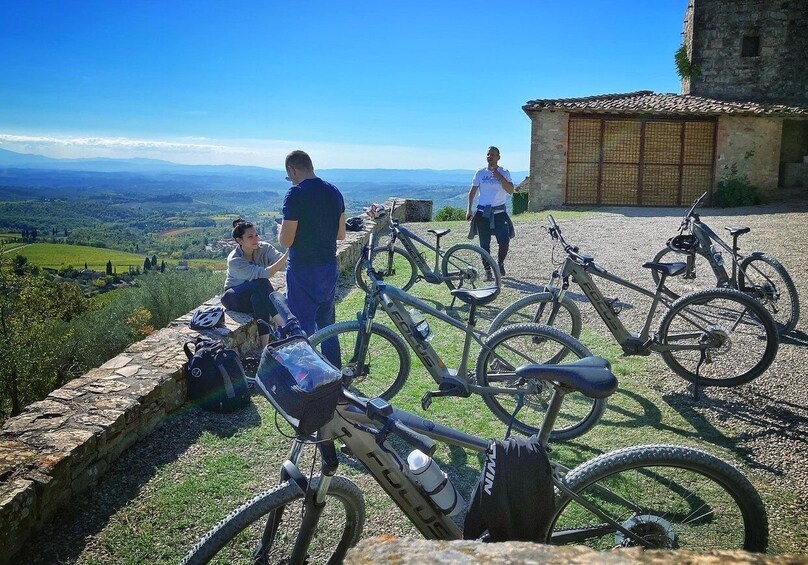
[652,192,800,335]
[355,202,501,294]
[182,297,769,563]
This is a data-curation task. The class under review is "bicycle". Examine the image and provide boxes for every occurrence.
[488,216,779,395]
[354,201,501,295]
[182,298,769,563]
[651,192,800,335]
[315,235,604,441]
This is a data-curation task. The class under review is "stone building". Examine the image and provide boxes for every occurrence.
[524,0,808,208]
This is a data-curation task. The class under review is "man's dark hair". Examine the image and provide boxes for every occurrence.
[488,146,501,157]
[285,150,314,172]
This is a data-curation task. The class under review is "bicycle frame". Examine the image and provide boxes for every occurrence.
[388,223,444,284]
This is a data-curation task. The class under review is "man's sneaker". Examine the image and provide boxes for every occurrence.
[499,263,506,276]
[484,270,494,282]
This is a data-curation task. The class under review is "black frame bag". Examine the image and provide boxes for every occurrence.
[184,337,250,413]
[255,336,342,435]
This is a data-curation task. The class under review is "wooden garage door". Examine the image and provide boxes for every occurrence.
[566,116,716,206]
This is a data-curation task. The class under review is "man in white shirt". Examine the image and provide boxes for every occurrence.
[466,146,515,279]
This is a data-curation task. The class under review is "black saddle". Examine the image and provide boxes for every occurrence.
[725,226,750,237]
[428,228,451,238]
[515,356,617,399]
[642,261,687,277]
[450,286,499,306]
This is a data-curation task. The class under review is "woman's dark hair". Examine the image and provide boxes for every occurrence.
[232,218,255,240]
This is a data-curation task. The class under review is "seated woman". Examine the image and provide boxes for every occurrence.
[222,219,288,347]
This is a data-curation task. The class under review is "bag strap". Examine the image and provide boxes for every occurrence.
[184,342,196,360]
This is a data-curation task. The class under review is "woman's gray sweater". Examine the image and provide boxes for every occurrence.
[224,242,284,289]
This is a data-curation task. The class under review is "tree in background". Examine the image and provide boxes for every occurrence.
[106,260,113,276]
[151,255,158,268]
[160,260,166,273]
[143,257,152,271]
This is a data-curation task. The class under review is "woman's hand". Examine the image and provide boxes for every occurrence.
[267,250,289,276]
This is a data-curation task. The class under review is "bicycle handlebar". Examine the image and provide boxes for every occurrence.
[546,215,591,265]
[681,191,707,229]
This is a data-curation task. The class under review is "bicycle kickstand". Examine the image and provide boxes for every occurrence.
[692,350,706,401]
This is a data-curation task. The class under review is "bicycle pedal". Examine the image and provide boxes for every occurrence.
[421,391,433,411]
[340,445,356,459]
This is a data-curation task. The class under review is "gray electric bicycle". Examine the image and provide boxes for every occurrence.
[317,236,604,440]
[355,202,501,294]
[651,192,800,335]
[488,216,779,392]
[182,297,769,563]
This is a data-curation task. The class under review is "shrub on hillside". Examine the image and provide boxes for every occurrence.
[434,206,467,221]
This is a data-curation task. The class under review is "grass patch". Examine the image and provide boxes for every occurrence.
[5,242,149,270]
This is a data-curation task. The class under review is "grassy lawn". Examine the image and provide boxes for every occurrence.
[22,263,804,563]
[5,242,148,270]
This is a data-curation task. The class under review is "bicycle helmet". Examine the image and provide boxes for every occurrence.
[667,234,699,254]
[190,305,225,330]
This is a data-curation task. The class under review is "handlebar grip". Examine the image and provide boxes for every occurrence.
[392,420,436,456]
[269,291,297,325]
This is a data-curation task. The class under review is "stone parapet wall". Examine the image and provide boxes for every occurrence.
[345,537,800,564]
[0,197,424,564]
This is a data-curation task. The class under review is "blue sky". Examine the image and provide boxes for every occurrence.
[0,1,687,170]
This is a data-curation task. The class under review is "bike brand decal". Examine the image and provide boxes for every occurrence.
[483,442,497,495]
[388,309,437,369]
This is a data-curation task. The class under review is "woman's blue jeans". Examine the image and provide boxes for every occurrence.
[221,278,277,336]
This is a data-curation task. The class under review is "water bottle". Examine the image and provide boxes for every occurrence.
[407,449,464,517]
[709,244,724,267]
[409,309,433,341]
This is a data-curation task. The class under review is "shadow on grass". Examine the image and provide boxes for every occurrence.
[17,401,262,564]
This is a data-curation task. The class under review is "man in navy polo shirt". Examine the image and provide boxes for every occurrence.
[279,150,346,365]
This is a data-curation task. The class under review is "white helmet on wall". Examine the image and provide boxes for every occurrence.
[190,305,225,330]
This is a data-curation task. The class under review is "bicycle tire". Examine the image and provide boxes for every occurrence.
[309,320,411,400]
[488,288,582,338]
[475,323,606,441]
[548,444,768,552]
[183,475,365,565]
[651,247,716,300]
[657,288,779,387]
[739,253,800,335]
[441,243,501,291]
[355,245,418,293]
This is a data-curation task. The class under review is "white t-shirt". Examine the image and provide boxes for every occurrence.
[472,167,512,208]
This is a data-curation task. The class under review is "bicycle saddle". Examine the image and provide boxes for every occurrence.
[515,356,617,399]
[428,228,451,238]
[642,261,687,277]
[725,226,750,236]
[450,286,499,305]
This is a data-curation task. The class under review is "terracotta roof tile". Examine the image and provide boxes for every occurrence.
[523,91,808,117]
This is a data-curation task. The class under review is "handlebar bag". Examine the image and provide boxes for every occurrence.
[463,435,554,542]
[255,336,342,435]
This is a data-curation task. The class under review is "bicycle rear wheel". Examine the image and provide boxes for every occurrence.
[309,321,411,400]
[355,245,418,292]
[475,323,605,441]
[651,247,716,299]
[182,475,365,565]
[488,289,582,338]
[548,444,768,552]
[657,288,779,387]
[441,243,501,290]
[739,253,799,335]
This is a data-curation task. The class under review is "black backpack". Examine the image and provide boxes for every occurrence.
[463,435,555,543]
[183,337,250,413]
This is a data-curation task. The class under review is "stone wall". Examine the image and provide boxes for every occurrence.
[345,537,800,564]
[716,115,783,194]
[527,109,568,210]
[684,0,808,106]
[0,197,419,564]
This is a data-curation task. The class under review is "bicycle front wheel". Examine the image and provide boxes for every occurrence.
[739,253,800,335]
[309,321,411,400]
[355,245,418,292]
[657,288,779,387]
[441,243,501,290]
[651,247,716,299]
[548,444,768,552]
[488,289,582,338]
[475,323,605,441]
[183,475,365,565]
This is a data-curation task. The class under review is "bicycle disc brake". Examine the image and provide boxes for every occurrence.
[615,515,677,549]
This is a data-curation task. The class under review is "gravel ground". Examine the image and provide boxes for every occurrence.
[16,199,808,562]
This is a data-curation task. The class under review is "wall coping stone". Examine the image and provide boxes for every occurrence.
[0,197,420,564]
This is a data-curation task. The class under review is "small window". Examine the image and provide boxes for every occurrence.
[741,35,760,57]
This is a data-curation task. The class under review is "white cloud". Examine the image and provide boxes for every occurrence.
[0,133,529,170]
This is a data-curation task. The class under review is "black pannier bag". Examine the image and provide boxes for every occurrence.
[183,337,250,413]
[255,336,343,435]
[463,435,555,543]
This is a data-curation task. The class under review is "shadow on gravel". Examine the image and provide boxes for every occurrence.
[17,402,262,564]
[662,389,808,475]
[780,329,808,348]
